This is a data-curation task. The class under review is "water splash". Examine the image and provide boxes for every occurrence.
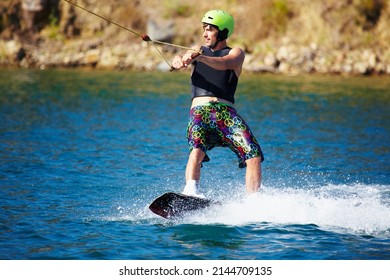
[183,184,390,237]
[105,183,390,237]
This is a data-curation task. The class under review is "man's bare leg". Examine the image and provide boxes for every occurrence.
[183,148,205,196]
[245,157,262,193]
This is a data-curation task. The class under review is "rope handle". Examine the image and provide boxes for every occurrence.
[170,50,203,71]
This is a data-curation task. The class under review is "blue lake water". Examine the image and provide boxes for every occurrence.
[0,69,389,260]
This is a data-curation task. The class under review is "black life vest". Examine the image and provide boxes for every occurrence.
[191,46,238,104]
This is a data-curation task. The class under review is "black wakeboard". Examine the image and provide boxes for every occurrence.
[149,192,214,219]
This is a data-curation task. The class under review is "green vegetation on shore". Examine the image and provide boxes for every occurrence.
[1,0,389,74]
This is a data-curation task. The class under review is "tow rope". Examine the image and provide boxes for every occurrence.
[63,0,201,70]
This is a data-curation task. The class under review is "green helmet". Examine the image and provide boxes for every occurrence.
[202,10,234,39]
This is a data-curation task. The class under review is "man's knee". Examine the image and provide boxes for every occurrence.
[189,148,205,162]
[246,156,261,167]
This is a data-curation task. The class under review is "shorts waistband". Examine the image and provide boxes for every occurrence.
[191,101,234,110]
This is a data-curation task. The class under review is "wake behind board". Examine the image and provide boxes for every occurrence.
[149,192,214,219]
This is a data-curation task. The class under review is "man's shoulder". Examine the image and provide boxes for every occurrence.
[228,46,245,55]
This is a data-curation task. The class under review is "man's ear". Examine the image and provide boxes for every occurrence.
[217,28,229,41]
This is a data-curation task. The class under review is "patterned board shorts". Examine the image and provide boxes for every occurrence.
[186,101,264,168]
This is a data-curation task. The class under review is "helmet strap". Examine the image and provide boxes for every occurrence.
[210,29,228,49]
[210,41,218,49]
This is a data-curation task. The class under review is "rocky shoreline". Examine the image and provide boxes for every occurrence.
[1,0,389,75]
[2,36,390,76]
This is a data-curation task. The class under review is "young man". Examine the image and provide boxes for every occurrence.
[172,10,264,196]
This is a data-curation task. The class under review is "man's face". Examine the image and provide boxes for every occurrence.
[202,24,219,47]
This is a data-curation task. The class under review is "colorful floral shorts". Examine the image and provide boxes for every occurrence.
[186,102,264,168]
